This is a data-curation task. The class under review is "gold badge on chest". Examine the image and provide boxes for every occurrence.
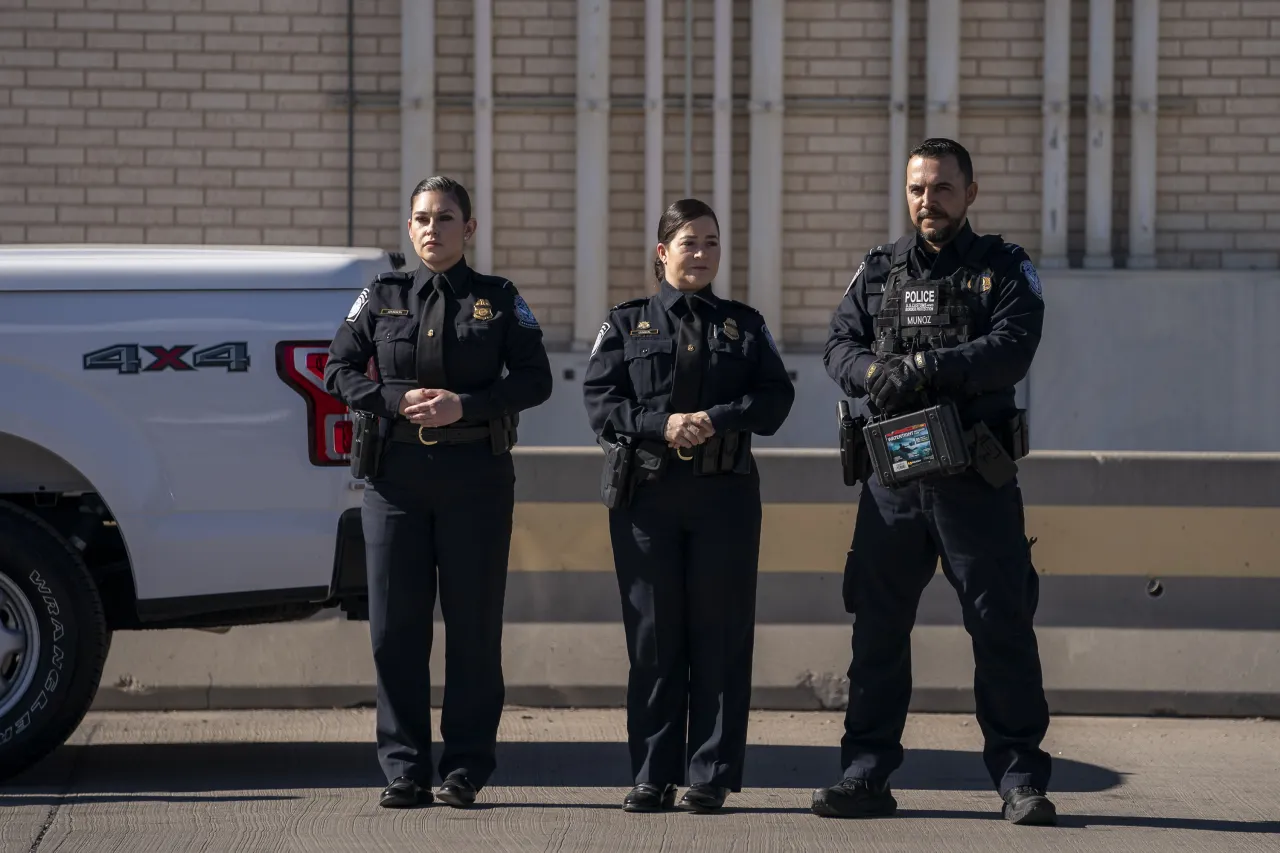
[723,317,740,341]
[980,270,993,293]
[472,298,493,321]
[630,320,659,336]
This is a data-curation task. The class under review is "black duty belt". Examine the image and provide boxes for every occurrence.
[390,420,491,446]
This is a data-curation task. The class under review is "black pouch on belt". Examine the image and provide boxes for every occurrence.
[692,430,748,475]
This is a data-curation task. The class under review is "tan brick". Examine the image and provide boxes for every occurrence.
[28,32,84,51]
[232,14,290,33]
[87,226,146,241]
[117,51,174,69]
[1183,78,1240,96]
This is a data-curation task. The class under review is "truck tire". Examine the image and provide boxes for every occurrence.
[0,500,109,782]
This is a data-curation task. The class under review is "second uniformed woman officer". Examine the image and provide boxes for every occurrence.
[324,176,553,810]
[582,198,795,813]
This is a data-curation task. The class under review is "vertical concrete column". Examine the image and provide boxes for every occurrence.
[889,0,910,239]
[1128,0,1159,269]
[748,0,783,337]
[400,0,435,260]
[644,0,664,271]
[925,0,960,140]
[473,0,493,273]
[574,0,610,348]
[1040,0,1071,269]
[1085,0,1116,269]
[713,0,733,297]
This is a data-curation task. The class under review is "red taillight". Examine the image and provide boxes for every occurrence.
[276,341,351,466]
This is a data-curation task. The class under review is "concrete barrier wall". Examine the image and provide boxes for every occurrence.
[96,449,1280,717]
[513,270,1280,453]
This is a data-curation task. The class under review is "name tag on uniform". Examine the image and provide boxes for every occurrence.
[901,285,940,327]
[379,308,410,316]
[630,320,659,336]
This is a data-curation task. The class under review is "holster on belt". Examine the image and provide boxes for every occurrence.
[837,399,871,486]
[691,430,751,476]
[965,409,1029,489]
[488,412,519,455]
[597,434,668,509]
[349,410,384,480]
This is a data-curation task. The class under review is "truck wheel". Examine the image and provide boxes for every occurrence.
[0,500,109,781]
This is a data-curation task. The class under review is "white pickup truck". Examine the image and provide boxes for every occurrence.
[0,245,403,779]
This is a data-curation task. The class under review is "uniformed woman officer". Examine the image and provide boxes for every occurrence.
[582,198,795,813]
[324,176,553,810]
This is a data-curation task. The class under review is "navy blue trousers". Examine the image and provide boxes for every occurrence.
[840,469,1051,796]
[609,460,762,791]
[362,440,514,788]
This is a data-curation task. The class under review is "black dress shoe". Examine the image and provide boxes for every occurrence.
[379,776,433,808]
[810,778,897,818]
[1002,786,1058,826]
[437,771,478,808]
[623,783,677,812]
[677,784,729,813]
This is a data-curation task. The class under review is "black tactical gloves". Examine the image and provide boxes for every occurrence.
[865,350,940,414]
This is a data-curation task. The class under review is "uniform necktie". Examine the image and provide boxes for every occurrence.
[670,294,704,413]
[416,273,449,390]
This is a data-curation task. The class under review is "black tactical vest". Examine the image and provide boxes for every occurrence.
[870,233,1003,357]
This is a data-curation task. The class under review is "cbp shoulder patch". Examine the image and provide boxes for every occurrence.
[1020,259,1043,299]
[761,323,779,355]
[513,294,540,328]
[590,321,610,358]
[346,288,370,322]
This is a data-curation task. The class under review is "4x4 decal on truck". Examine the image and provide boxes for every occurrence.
[83,343,251,374]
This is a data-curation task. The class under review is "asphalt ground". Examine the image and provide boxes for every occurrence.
[4,709,1280,852]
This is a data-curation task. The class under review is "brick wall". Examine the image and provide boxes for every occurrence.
[2,0,1278,349]
[1,0,402,249]
[1154,0,1280,270]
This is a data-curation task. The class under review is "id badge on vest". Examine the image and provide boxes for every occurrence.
[901,284,940,328]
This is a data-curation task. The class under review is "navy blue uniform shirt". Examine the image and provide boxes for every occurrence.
[824,221,1044,425]
[324,258,553,422]
[583,281,795,441]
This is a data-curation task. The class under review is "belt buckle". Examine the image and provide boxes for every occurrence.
[417,426,438,446]
[676,447,693,461]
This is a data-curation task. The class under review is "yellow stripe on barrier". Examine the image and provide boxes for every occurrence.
[509,503,1280,578]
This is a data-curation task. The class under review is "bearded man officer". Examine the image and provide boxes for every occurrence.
[813,138,1056,827]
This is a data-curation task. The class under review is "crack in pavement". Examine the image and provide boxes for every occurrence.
[27,721,102,853]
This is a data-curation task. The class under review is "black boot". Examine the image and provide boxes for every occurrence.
[677,784,729,813]
[437,771,478,809]
[810,778,897,818]
[379,776,433,808]
[1002,786,1058,826]
[623,783,678,812]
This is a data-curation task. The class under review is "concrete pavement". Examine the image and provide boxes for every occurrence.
[4,709,1280,852]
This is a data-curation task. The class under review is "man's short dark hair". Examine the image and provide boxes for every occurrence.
[908,138,974,186]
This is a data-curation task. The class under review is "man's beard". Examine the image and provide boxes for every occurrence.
[915,211,962,244]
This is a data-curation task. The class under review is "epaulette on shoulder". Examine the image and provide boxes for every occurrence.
[610,297,648,311]
[472,271,515,290]
[869,243,894,257]
[373,271,413,285]
[722,297,762,316]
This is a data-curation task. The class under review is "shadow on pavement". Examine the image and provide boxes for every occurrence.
[899,809,1280,834]
[0,793,298,806]
[5,741,1120,794]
